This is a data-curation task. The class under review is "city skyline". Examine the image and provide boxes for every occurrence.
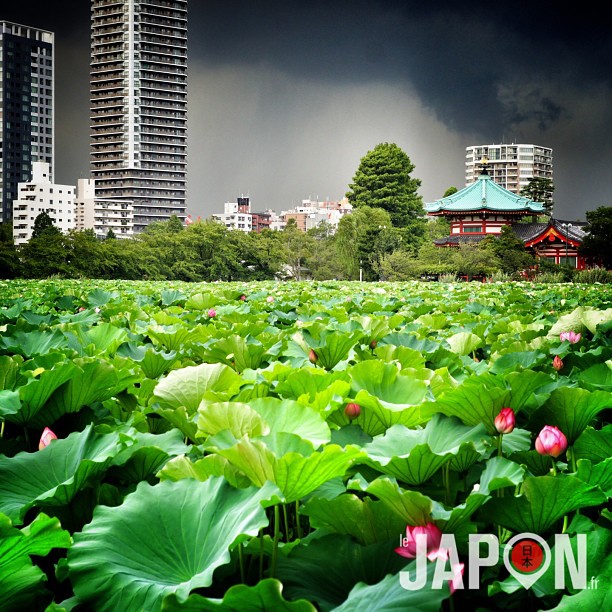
[2,1,611,222]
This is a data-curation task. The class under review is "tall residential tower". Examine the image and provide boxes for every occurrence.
[0,21,54,223]
[90,0,187,232]
[465,144,553,195]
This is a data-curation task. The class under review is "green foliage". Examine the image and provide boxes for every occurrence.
[346,143,426,233]
[578,205,612,269]
[520,177,555,214]
[0,277,609,611]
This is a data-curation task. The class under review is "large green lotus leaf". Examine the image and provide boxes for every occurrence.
[162,579,316,611]
[155,405,199,443]
[576,457,612,496]
[147,325,193,352]
[72,323,128,356]
[547,307,588,338]
[529,387,611,445]
[353,477,437,526]
[421,375,510,435]
[197,401,268,439]
[154,363,243,413]
[0,354,22,390]
[301,494,406,545]
[445,331,482,356]
[574,425,612,463]
[217,436,363,502]
[483,475,607,533]
[157,454,252,488]
[30,358,138,428]
[185,292,218,310]
[248,398,331,447]
[0,425,121,524]
[7,360,78,425]
[86,288,117,307]
[576,362,612,391]
[489,350,548,374]
[160,289,186,307]
[503,369,558,414]
[334,564,449,612]
[0,390,20,418]
[276,535,413,612]
[0,512,71,611]
[363,415,488,485]
[68,478,280,612]
[117,342,179,379]
[1,329,69,357]
[203,334,268,372]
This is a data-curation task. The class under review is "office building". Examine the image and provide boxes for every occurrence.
[90,0,188,232]
[465,144,553,195]
[0,21,54,223]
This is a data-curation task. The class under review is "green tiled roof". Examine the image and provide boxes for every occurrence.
[425,173,546,214]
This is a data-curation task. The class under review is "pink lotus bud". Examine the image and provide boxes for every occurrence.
[344,403,361,419]
[369,339,378,349]
[552,356,563,371]
[395,523,442,559]
[239,294,246,301]
[559,331,581,344]
[266,296,275,303]
[308,349,318,364]
[207,308,216,318]
[39,427,58,450]
[535,425,568,458]
[494,408,515,434]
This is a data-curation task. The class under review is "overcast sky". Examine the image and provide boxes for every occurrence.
[3,1,611,221]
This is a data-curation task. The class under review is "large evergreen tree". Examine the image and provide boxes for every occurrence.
[346,143,425,230]
[520,177,555,215]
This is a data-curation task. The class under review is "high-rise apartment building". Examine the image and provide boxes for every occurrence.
[0,21,54,223]
[90,0,188,232]
[465,144,553,195]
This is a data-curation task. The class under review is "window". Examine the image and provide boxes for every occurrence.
[463,227,483,233]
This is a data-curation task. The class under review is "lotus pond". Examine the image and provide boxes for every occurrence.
[0,279,610,611]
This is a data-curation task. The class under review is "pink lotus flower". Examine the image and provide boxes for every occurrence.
[39,427,58,450]
[560,331,581,344]
[207,308,216,318]
[395,523,443,560]
[266,295,275,303]
[552,356,564,371]
[396,523,464,594]
[239,294,247,301]
[344,402,361,419]
[494,408,515,434]
[535,425,568,458]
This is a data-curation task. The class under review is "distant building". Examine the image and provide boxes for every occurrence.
[12,162,74,246]
[425,160,587,269]
[465,144,553,195]
[90,0,188,232]
[212,197,253,232]
[74,179,134,238]
[280,198,352,233]
[0,21,54,223]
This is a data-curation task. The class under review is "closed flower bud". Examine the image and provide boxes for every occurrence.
[344,403,361,419]
[535,425,568,458]
[39,427,58,450]
[207,308,217,318]
[494,408,515,434]
[552,356,563,371]
[308,349,318,363]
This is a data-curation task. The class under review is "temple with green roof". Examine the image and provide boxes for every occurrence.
[424,162,588,269]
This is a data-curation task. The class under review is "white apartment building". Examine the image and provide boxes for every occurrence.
[212,199,253,232]
[1,21,54,223]
[90,0,188,232]
[12,162,74,245]
[465,144,553,194]
[74,178,134,238]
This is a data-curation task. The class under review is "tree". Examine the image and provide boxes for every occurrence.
[0,222,21,278]
[578,206,612,269]
[279,219,315,280]
[443,186,458,197]
[520,177,554,215]
[485,226,535,275]
[346,143,426,231]
[31,211,60,239]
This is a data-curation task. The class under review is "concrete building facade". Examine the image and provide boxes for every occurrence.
[0,21,54,223]
[465,144,553,195]
[90,0,188,232]
[12,162,74,245]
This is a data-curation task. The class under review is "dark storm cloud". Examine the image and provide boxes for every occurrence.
[2,1,611,219]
